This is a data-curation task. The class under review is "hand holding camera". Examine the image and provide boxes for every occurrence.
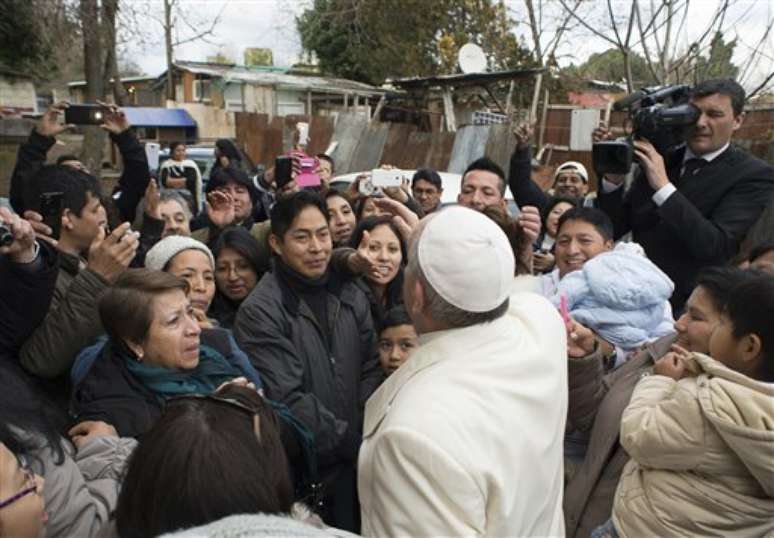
[0,207,38,263]
[87,223,139,282]
[633,139,670,191]
[37,102,75,138]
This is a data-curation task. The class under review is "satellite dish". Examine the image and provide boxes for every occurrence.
[458,43,487,74]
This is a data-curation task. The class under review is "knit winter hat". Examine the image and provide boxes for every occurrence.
[145,235,214,272]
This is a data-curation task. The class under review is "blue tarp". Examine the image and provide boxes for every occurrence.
[122,107,196,128]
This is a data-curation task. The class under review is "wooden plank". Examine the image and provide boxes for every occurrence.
[235,112,270,166]
[381,123,417,166]
[485,123,516,179]
[396,131,432,169]
[425,132,455,171]
[329,112,369,174]
[447,125,490,174]
[349,122,389,172]
[307,116,334,157]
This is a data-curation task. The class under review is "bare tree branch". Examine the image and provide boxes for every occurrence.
[747,70,774,100]
[556,0,620,46]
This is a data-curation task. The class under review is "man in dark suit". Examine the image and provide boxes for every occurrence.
[595,78,774,311]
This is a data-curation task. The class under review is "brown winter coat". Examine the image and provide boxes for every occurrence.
[563,334,675,538]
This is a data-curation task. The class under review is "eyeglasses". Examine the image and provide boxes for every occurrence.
[0,456,39,510]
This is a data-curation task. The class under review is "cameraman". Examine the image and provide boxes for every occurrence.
[594,78,774,311]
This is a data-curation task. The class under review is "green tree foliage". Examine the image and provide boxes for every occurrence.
[297,0,533,84]
[564,48,658,88]
[0,0,54,75]
[0,0,83,82]
[694,32,739,81]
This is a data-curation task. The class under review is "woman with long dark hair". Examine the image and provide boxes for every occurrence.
[210,227,265,328]
[343,216,406,329]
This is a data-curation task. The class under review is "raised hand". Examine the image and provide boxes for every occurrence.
[513,122,534,150]
[372,197,419,243]
[22,210,57,248]
[144,179,161,219]
[592,121,614,143]
[97,101,130,134]
[347,230,380,278]
[206,191,236,229]
[0,207,37,263]
[517,205,542,244]
[87,223,139,282]
[36,101,74,138]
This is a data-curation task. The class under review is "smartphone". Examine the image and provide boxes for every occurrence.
[39,192,64,240]
[275,156,293,189]
[64,104,105,125]
[371,168,403,189]
[296,157,321,188]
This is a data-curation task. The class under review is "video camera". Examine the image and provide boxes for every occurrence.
[593,85,700,175]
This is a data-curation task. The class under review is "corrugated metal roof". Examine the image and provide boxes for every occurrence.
[122,107,196,128]
[390,67,545,89]
[67,75,158,87]
[172,61,384,95]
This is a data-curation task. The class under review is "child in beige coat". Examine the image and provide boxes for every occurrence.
[595,274,774,538]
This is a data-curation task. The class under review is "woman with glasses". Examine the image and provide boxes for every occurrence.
[210,227,266,329]
[0,361,135,538]
[0,443,45,538]
[115,385,346,538]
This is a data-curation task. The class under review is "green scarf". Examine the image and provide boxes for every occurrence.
[124,343,242,401]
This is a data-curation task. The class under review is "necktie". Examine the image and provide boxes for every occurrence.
[682,157,706,178]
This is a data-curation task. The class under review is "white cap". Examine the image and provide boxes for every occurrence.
[554,161,589,183]
[145,235,214,272]
[417,206,514,313]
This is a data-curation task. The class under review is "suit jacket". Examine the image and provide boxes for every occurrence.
[358,292,567,537]
[598,145,774,310]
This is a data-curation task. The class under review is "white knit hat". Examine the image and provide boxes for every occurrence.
[145,235,214,271]
[418,206,514,313]
[554,161,589,183]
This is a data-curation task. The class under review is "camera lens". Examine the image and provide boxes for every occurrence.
[0,224,13,247]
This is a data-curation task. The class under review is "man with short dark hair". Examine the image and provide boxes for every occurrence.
[411,168,443,214]
[358,206,566,537]
[595,78,774,311]
[458,157,508,212]
[553,207,614,282]
[234,190,382,532]
[19,165,138,404]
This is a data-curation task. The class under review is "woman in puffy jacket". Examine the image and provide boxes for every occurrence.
[598,273,774,538]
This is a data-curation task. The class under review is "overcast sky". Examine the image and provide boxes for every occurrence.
[123,0,773,91]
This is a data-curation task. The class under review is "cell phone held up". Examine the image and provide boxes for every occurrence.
[39,192,64,240]
[64,104,105,126]
[274,156,293,189]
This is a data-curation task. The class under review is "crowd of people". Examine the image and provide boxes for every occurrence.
[1,77,773,538]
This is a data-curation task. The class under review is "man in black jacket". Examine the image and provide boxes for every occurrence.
[10,101,150,224]
[233,191,382,533]
[595,78,774,311]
